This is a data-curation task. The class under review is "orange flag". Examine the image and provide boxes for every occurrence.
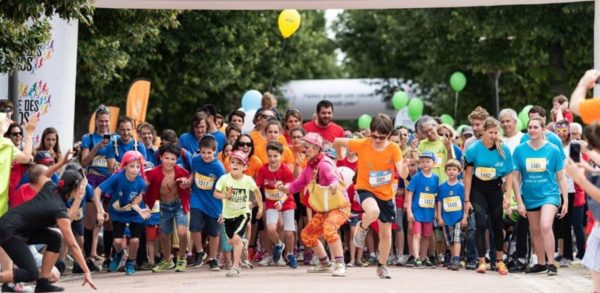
[126,79,151,133]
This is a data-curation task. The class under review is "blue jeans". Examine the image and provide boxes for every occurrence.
[159,199,188,234]
[572,206,586,259]
[465,213,478,261]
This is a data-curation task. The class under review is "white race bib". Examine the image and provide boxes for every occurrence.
[195,173,215,190]
[435,152,444,167]
[264,188,284,201]
[369,170,392,187]
[525,158,547,173]
[75,207,84,221]
[443,196,462,212]
[475,167,496,181]
[91,155,107,168]
[418,192,436,208]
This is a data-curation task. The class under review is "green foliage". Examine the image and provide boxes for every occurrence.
[0,0,93,73]
[75,10,340,136]
[335,4,594,124]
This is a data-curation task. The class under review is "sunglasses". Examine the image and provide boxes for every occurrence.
[292,135,304,139]
[0,108,13,113]
[371,134,388,141]
[260,114,275,120]
[286,109,300,115]
[237,142,252,148]
[95,106,109,115]
[9,132,22,137]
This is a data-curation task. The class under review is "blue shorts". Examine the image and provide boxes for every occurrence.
[190,208,220,237]
[159,199,189,234]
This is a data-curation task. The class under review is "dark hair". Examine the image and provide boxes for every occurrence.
[36,127,61,162]
[199,135,217,151]
[4,122,22,138]
[159,143,181,158]
[161,129,179,145]
[233,134,255,158]
[529,105,547,119]
[290,127,306,137]
[390,129,400,137]
[137,122,156,139]
[553,95,568,104]
[370,113,394,135]
[316,100,334,113]
[266,141,284,154]
[264,120,282,133]
[585,121,600,149]
[228,110,245,123]
[117,116,134,128]
[189,112,209,133]
[284,109,303,132]
[225,124,242,137]
[58,169,85,201]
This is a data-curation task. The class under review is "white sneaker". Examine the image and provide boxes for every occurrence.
[276,257,287,266]
[226,266,240,277]
[387,255,395,265]
[307,262,333,273]
[258,255,273,267]
[310,255,319,265]
[332,263,346,277]
[396,255,408,266]
[353,221,369,248]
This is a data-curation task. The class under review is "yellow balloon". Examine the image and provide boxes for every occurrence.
[278,9,301,39]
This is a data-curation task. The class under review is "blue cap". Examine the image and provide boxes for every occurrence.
[323,147,337,160]
[419,151,436,161]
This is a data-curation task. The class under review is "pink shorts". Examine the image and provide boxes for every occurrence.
[411,221,433,238]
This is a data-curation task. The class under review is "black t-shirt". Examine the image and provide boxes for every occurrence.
[0,181,68,243]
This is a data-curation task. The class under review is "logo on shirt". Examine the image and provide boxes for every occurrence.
[425,186,430,192]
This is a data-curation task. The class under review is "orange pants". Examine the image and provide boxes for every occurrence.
[301,206,350,247]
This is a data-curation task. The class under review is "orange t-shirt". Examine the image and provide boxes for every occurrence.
[223,155,262,177]
[579,99,600,124]
[254,143,295,167]
[348,138,403,201]
[250,131,287,154]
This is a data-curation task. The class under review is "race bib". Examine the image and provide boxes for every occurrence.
[91,155,107,168]
[435,152,444,167]
[418,192,436,208]
[264,188,284,201]
[443,196,462,212]
[525,158,547,173]
[195,173,215,190]
[369,170,392,187]
[75,207,84,221]
[475,167,496,181]
[151,200,160,213]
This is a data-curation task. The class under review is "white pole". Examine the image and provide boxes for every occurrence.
[595,0,599,96]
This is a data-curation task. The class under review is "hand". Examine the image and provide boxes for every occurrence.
[442,137,452,150]
[576,140,589,154]
[139,209,151,220]
[23,112,40,134]
[176,178,190,189]
[407,210,415,223]
[410,139,419,149]
[275,201,283,211]
[218,214,224,224]
[82,273,97,290]
[517,202,527,218]
[464,202,473,215]
[577,69,600,90]
[256,207,263,220]
[460,216,468,228]
[503,197,510,211]
[565,158,588,182]
[276,182,289,193]
[437,218,445,227]
[225,187,233,199]
[328,184,338,195]
[62,149,75,165]
[296,153,305,165]
[558,201,569,219]
[96,212,108,226]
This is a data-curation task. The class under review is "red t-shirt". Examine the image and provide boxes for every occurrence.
[255,163,295,210]
[10,183,37,208]
[302,120,345,144]
[337,158,358,171]
[9,163,28,200]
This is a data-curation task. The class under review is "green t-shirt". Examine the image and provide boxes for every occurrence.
[215,173,258,219]
[0,137,20,216]
[418,139,454,183]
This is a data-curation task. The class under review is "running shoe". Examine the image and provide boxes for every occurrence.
[376,265,391,279]
[423,258,436,269]
[307,262,333,273]
[476,262,487,274]
[109,251,124,273]
[496,261,509,276]
[34,278,63,293]
[139,262,155,271]
[226,266,240,278]
[287,255,299,269]
[175,257,187,272]
[54,260,66,275]
[547,264,558,276]
[124,260,136,275]
[152,259,175,273]
[86,259,100,272]
[192,251,207,268]
[405,256,416,267]
[332,263,346,277]
[414,258,423,269]
[559,258,571,268]
[208,258,221,271]
[465,259,478,270]
[526,264,547,274]
[258,255,273,267]
[272,243,285,264]
[353,221,369,248]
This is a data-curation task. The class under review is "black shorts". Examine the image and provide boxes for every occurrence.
[189,208,220,237]
[112,221,143,239]
[294,192,307,219]
[357,189,395,223]
[71,220,84,237]
[224,213,251,239]
[251,207,265,231]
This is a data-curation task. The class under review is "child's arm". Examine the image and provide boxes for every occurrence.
[463,166,473,214]
[131,193,150,220]
[405,190,415,223]
[395,158,409,180]
[436,200,444,227]
[214,187,233,200]
[254,187,264,219]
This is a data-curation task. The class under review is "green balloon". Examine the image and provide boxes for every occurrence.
[520,105,533,116]
[391,91,409,110]
[450,72,467,92]
[456,124,467,134]
[518,111,529,128]
[440,114,455,127]
[516,118,524,131]
[357,114,372,129]
[408,98,424,121]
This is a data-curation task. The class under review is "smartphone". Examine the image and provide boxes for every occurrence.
[570,142,581,163]
[103,134,111,140]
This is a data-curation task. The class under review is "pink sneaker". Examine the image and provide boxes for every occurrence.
[252,251,264,263]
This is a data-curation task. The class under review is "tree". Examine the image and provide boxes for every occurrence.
[334,3,593,124]
[75,10,340,136]
[0,0,93,73]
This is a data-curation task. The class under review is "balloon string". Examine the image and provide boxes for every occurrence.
[454,91,459,120]
[268,38,287,92]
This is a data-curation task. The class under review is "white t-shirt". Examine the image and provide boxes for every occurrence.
[502,132,524,154]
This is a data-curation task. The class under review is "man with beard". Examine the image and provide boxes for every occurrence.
[303,100,345,144]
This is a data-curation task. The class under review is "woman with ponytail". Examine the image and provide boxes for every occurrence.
[0,168,98,292]
[464,117,515,275]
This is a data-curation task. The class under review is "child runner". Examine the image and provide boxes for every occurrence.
[215,151,264,277]
[94,151,150,275]
[255,142,297,268]
[436,159,465,270]
[334,113,407,279]
[402,149,420,267]
[406,151,439,269]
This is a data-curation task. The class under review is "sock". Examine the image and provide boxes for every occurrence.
[335,256,344,264]
[453,256,461,262]
[276,241,283,247]
[319,256,329,266]
[378,262,385,267]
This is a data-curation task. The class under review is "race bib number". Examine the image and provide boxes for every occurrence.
[418,192,436,208]
[443,196,462,212]
[91,155,107,168]
[525,158,547,173]
[475,167,496,181]
[195,174,215,190]
[264,188,284,201]
[369,170,392,187]
[75,207,84,221]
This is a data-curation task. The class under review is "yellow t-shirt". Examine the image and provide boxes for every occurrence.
[418,139,454,183]
[0,137,19,216]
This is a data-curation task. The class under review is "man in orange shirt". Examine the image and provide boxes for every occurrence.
[570,69,600,124]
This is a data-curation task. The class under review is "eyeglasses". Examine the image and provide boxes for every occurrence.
[9,132,22,137]
[286,109,300,116]
[95,106,109,115]
[237,142,252,148]
[438,133,451,138]
[371,134,388,141]
[0,108,13,113]
[260,114,275,120]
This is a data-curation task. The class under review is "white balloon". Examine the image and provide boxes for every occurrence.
[242,109,256,134]
[337,166,355,189]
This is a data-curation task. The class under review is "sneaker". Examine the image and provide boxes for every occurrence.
[526,264,547,274]
[346,262,354,267]
[125,260,136,275]
[54,260,66,275]
[253,251,264,263]
[559,258,571,268]
[376,265,391,279]
[241,239,250,262]
[310,255,319,266]
[476,263,487,274]
[272,243,285,264]
[332,263,346,277]
[175,257,187,272]
[547,264,558,276]
[34,278,63,292]
[3,283,33,293]
[139,262,155,271]
[307,263,333,273]
[496,261,509,276]
[86,259,100,272]
[102,259,111,270]
[287,255,299,269]
[443,252,451,267]
[276,257,287,266]
[450,259,461,271]
[152,259,175,273]
[240,260,254,269]
[489,261,497,271]
[367,255,378,265]
[423,258,436,269]
[192,251,207,268]
[405,256,415,267]
[465,259,478,270]
[208,258,221,271]
[508,259,527,272]
[414,258,423,269]
[353,221,369,248]
[109,251,124,273]
[72,262,84,274]
[396,255,408,266]
[258,255,273,267]
[297,250,304,262]
[226,266,241,278]
[387,255,395,265]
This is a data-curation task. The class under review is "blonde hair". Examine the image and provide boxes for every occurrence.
[261,92,277,109]
[483,117,505,159]
[437,123,456,137]
[445,159,462,172]
[404,148,420,160]
[468,106,490,123]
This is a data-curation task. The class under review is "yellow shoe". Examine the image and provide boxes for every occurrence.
[476,263,486,274]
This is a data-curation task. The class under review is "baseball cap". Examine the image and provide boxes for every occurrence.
[34,151,55,165]
[230,150,248,165]
[419,151,436,161]
[301,132,323,149]
[323,147,337,160]
[461,126,474,136]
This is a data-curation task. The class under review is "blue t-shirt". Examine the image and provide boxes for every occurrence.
[190,156,226,218]
[154,148,194,173]
[407,171,439,222]
[81,133,114,176]
[513,142,563,209]
[106,137,147,163]
[98,171,147,224]
[209,130,226,154]
[520,131,566,160]
[179,132,199,155]
[65,184,94,221]
[437,181,465,225]
[145,147,160,169]
[465,140,514,181]
[17,172,59,189]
